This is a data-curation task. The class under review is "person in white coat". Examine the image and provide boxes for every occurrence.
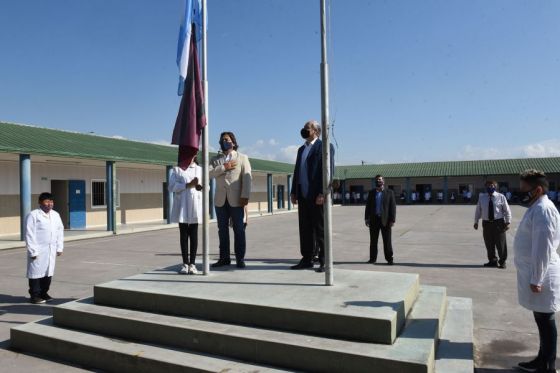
[25,192,64,304]
[169,158,202,275]
[514,170,560,373]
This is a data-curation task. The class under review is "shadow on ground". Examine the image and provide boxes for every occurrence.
[0,294,77,323]
[335,261,483,269]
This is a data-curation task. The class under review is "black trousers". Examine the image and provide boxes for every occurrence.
[369,216,393,262]
[28,276,52,298]
[534,311,557,370]
[179,223,198,265]
[297,197,324,264]
[482,219,507,264]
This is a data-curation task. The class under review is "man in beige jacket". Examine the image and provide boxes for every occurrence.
[209,131,252,268]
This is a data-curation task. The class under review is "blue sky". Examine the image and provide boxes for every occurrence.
[1,0,560,165]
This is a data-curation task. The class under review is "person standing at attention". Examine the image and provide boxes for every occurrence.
[514,170,560,373]
[290,120,335,273]
[209,132,252,269]
[169,157,203,275]
[474,180,512,269]
[365,175,396,265]
[25,192,64,304]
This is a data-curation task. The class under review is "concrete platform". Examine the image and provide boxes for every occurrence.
[11,318,286,373]
[94,265,420,344]
[50,285,445,372]
[3,206,488,372]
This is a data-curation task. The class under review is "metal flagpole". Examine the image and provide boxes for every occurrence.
[320,0,333,286]
[201,0,210,275]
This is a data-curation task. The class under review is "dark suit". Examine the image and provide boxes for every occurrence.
[291,139,335,264]
[365,188,396,262]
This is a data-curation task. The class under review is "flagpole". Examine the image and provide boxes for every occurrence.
[201,0,210,275]
[320,0,333,286]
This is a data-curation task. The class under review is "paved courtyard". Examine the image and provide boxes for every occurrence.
[0,204,551,372]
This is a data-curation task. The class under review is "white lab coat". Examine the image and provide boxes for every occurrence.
[514,195,560,313]
[169,165,202,224]
[25,208,64,279]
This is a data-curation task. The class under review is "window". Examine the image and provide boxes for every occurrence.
[92,181,105,207]
[91,180,120,208]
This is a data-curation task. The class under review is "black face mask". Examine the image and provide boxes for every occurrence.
[376,181,384,188]
[300,128,310,139]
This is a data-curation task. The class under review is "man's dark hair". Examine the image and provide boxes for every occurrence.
[485,180,497,187]
[520,169,549,193]
[38,192,54,202]
[220,131,239,151]
[375,174,383,179]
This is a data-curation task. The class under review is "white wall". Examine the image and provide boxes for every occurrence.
[0,159,166,195]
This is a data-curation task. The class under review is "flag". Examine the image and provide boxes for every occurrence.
[171,25,206,167]
[177,0,203,96]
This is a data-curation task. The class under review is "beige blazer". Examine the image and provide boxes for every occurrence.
[209,151,252,207]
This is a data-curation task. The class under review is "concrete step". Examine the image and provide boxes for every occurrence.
[435,297,474,373]
[51,285,446,373]
[10,318,288,373]
[93,265,420,344]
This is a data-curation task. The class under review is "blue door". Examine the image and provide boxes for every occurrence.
[68,180,86,229]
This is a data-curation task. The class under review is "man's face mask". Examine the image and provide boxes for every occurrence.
[300,128,311,139]
[376,180,384,188]
[40,200,54,213]
[520,187,538,207]
[487,186,496,194]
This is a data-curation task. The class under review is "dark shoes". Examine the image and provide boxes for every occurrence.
[387,260,394,265]
[518,358,540,372]
[366,259,376,264]
[211,259,245,269]
[517,357,556,373]
[291,259,313,270]
[315,264,325,273]
[211,259,231,268]
[483,261,506,269]
[30,296,46,304]
[41,293,53,302]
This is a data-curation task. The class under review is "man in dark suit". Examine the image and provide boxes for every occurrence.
[365,175,396,264]
[290,120,335,273]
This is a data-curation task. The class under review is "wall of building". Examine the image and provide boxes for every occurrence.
[0,156,292,236]
[0,158,168,235]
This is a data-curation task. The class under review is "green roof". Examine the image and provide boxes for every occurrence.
[0,122,294,173]
[335,158,560,179]
[4,122,559,178]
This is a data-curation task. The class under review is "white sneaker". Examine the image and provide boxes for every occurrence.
[178,264,189,274]
[188,264,198,275]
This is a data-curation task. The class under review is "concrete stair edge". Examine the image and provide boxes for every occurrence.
[435,297,474,373]
[10,318,287,373]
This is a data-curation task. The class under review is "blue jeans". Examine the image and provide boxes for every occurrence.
[215,199,246,261]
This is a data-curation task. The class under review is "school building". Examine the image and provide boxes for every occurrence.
[334,159,560,205]
[0,122,293,238]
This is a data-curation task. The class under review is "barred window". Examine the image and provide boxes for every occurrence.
[92,181,105,207]
[91,180,120,208]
